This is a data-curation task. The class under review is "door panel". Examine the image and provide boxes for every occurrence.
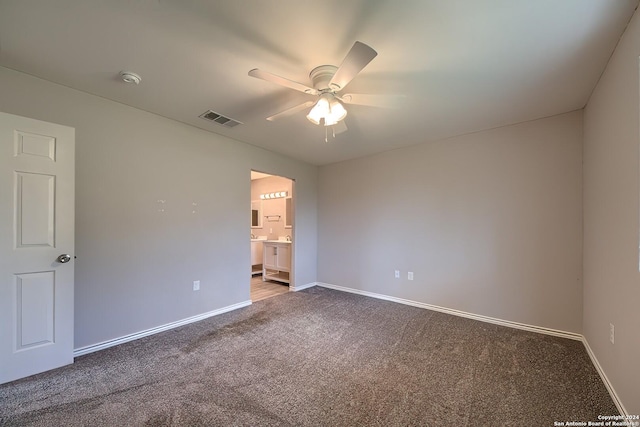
[0,112,75,384]
[15,130,56,161]
[16,271,55,350]
[15,172,55,248]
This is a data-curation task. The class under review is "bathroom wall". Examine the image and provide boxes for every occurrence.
[251,175,293,240]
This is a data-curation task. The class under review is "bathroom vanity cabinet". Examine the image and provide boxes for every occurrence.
[250,239,264,275]
[262,241,291,284]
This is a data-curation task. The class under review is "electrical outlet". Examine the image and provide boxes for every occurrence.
[193,280,200,291]
[609,323,615,344]
[394,270,400,279]
[408,272,414,280]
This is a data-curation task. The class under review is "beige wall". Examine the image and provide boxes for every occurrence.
[250,176,293,240]
[583,8,640,415]
[0,66,318,349]
[318,111,584,333]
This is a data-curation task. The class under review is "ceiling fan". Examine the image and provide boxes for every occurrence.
[248,41,402,137]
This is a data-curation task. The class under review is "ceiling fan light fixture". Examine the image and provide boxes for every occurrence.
[327,98,347,124]
[306,106,322,125]
[306,94,330,125]
[307,93,347,126]
[250,41,381,134]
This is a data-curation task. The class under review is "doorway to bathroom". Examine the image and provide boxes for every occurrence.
[250,170,294,302]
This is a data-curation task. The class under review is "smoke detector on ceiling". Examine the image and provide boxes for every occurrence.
[119,71,141,84]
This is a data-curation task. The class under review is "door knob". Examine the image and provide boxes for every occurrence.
[57,254,72,263]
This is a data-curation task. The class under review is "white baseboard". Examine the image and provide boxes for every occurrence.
[73,300,252,357]
[290,282,317,292]
[316,282,582,340]
[316,282,627,415]
[72,281,628,416]
[582,339,628,417]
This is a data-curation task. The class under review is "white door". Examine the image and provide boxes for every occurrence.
[0,112,75,384]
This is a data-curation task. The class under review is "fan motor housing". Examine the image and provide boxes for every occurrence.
[309,65,338,91]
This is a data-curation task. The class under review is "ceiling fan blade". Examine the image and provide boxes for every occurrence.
[249,69,318,95]
[266,101,315,121]
[333,120,348,135]
[329,41,378,91]
[340,93,405,109]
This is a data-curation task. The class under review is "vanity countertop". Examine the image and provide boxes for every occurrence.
[264,239,291,243]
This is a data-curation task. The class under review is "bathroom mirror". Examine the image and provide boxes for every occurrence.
[285,197,292,229]
[251,200,262,228]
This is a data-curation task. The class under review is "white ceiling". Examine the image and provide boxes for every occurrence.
[0,1,637,166]
[251,171,272,181]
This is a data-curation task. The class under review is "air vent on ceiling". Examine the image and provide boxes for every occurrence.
[199,110,243,128]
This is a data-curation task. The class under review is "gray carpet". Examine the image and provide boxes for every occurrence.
[0,287,617,426]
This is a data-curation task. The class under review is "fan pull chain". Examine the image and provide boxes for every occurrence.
[324,125,338,143]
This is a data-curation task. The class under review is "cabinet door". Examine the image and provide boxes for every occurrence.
[263,244,277,269]
[276,244,291,271]
[250,241,263,265]
[250,242,257,265]
[255,242,263,264]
